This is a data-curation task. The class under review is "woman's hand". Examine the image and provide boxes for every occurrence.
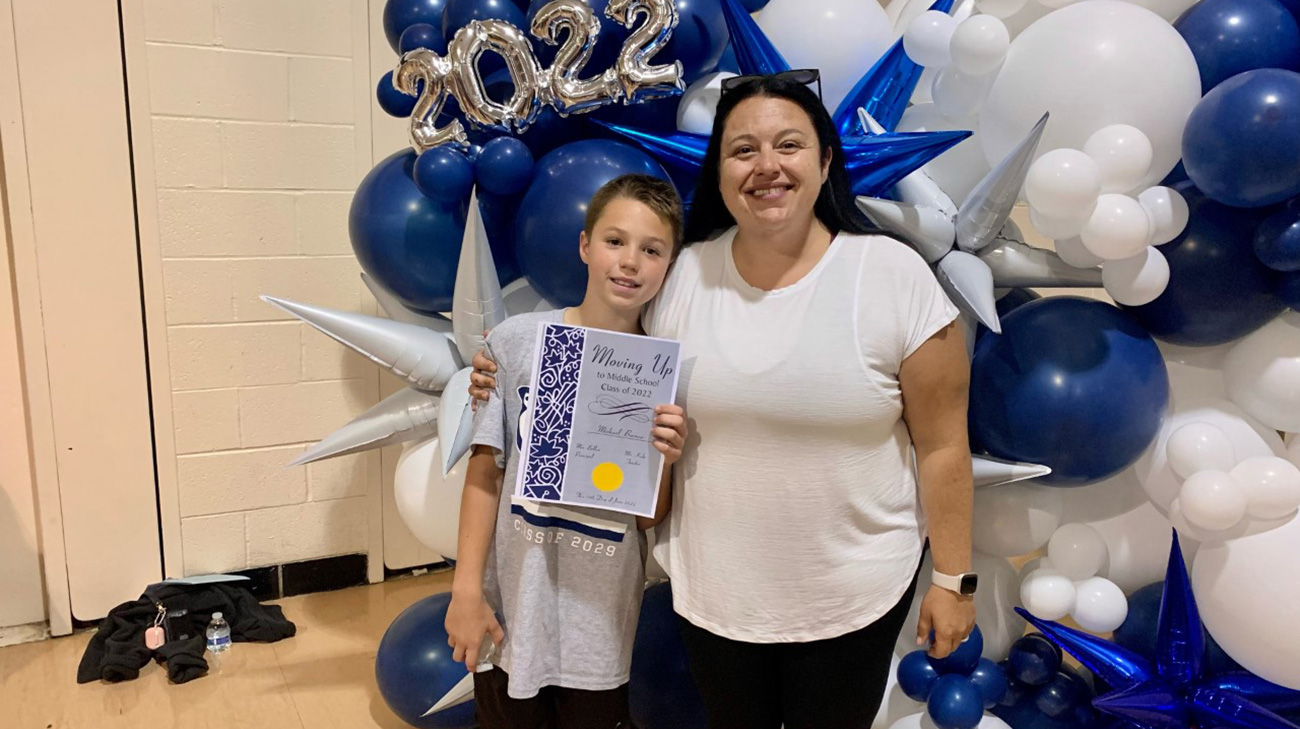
[915,584,976,659]
[446,589,506,672]
[469,348,498,406]
[652,404,687,466]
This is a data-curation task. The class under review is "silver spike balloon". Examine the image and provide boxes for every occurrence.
[980,233,1104,289]
[288,387,439,467]
[858,108,958,219]
[937,251,1000,334]
[421,672,476,717]
[261,295,463,392]
[971,454,1053,488]
[438,367,477,476]
[955,112,1048,254]
[360,272,454,334]
[855,196,955,263]
[452,188,508,365]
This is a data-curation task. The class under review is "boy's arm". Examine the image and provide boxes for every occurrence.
[447,445,507,671]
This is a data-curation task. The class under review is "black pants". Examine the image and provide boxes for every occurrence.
[474,667,631,729]
[677,572,919,729]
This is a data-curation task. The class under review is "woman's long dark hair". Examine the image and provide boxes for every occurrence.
[683,75,882,243]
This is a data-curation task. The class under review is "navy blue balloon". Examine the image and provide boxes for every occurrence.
[526,0,626,69]
[414,146,475,203]
[1175,0,1300,94]
[374,592,476,728]
[1034,672,1085,718]
[928,675,987,729]
[998,660,1028,708]
[377,71,419,117]
[351,150,468,314]
[384,0,451,54]
[930,624,984,675]
[476,136,534,196]
[517,106,585,157]
[662,0,730,84]
[900,650,943,701]
[970,658,1009,709]
[399,21,448,54]
[1281,271,1300,310]
[1254,205,1300,271]
[1008,634,1063,687]
[1125,184,1284,345]
[443,0,526,47]
[716,41,740,73]
[478,189,524,285]
[1183,68,1300,208]
[629,583,708,729]
[969,298,1169,486]
[1115,580,1245,675]
[514,140,670,306]
[979,288,1042,342]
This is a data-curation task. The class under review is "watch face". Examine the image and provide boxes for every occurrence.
[960,573,978,595]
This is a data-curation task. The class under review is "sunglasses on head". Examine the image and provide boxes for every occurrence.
[719,69,823,102]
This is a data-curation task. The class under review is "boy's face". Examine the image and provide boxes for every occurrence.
[579,197,675,314]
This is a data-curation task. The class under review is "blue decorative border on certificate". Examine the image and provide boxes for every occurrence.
[520,323,585,501]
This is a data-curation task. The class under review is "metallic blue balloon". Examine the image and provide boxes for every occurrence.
[1183,69,1300,208]
[377,70,419,117]
[928,675,987,729]
[350,150,467,314]
[629,583,708,729]
[375,592,476,728]
[718,0,789,75]
[1009,634,1064,687]
[970,658,1010,709]
[1155,535,1203,685]
[400,21,448,54]
[414,146,475,203]
[384,0,450,54]
[740,0,769,8]
[969,297,1169,486]
[931,624,984,675]
[842,130,970,197]
[1174,0,1300,94]
[716,40,740,73]
[900,650,943,702]
[476,136,534,196]
[1254,204,1300,271]
[1124,184,1284,346]
[513,140,670,306]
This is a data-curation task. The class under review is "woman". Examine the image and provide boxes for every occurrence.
[472,73,975,729]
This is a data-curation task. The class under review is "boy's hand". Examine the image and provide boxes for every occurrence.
[652,404,687,466]
[469,346,498,407]
[446,591,506,672]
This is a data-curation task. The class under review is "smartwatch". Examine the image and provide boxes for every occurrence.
[932,569,978,596]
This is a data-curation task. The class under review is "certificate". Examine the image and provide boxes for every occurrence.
[515,322,681,518]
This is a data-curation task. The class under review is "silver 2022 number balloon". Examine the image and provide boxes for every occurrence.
[391,0,684,150]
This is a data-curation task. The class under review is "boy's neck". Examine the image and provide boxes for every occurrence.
[564,301,643,335]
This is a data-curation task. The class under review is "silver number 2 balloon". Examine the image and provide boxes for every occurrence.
[447,19,545,132]
[531,0,623,115]
[606,0,684,103]
[394,49,468,150]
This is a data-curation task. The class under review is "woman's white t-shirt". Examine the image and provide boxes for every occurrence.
[644,227,959,643]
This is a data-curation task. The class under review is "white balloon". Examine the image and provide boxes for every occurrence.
[932,65,999,118]
[950,16,1010,75]
[1001,0,1054,37]
[891,712,1012,729]
[1021,568,1077,620]
[1083,124,1154,194]
[1053,236,1104,269]
[1071,576,1129,632]
[1192,511,1300,689]
[1026,149,1102,220]
[973,482,1063,556]
[1167,422,1237,480]
[905,11,959,68]
[1047,523,1108,580]
[1102,246,1169,306]
[1232,457,1300,520]
[1179,470,1247,532]
[394,436,467,559]
[1117,0,1200,21]
[756,0,893,110]
[873,655,925,729]
[979,1,1201,188]
[1038,0,1079,8]
[676,71,735,136]
[1289,436,1300,469]
[1030,206,1090,240]
[1223,312,1300,433]
[1080,194,1152,261]
[977,0,1029,18]
[1137,186,1189,245]
[897,104,991,205]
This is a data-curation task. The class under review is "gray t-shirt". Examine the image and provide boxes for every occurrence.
[471,309,646,700]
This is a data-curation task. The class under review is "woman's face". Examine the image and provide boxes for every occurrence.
[717,95,831,235]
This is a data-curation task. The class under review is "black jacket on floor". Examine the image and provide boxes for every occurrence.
[76,582,296,684]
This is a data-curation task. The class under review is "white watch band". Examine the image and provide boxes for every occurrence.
[931,569,965,593]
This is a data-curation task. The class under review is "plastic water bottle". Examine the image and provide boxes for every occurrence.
[205,612,231,672]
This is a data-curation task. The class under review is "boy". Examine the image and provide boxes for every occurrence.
[445,174,689,729]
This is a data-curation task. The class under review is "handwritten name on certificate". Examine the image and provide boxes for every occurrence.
[515,322,681,518]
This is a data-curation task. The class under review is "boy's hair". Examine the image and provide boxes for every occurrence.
[583,174,685,257]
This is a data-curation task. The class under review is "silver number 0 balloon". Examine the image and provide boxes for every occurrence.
[447,19,546,132]
[606,0,684,103]
[395,49,468,150]
[531,0,623,115]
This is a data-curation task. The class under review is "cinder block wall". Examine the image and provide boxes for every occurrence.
[142,0,380,575]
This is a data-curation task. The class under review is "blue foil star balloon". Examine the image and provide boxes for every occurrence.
[1017,531,1300,729]
[719,0,790,76]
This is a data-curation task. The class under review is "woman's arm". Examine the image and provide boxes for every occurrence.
[446,445,507,671]
[899,321,975,660]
